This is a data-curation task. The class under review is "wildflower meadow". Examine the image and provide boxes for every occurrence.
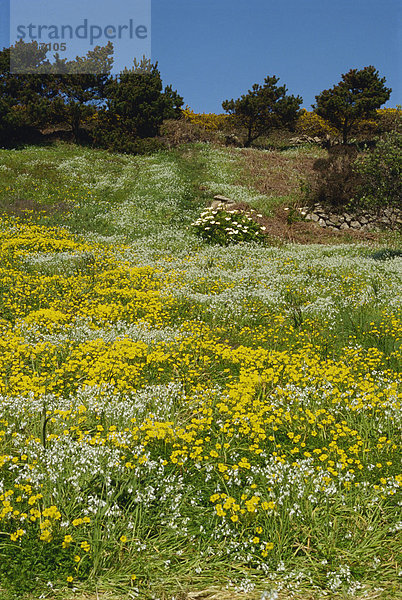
[0,143,400,599]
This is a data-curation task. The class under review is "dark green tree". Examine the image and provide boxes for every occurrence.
[162,84,185,120]
[222,75,303,147]
[1,43,182,150]
[94,58,183,152]
[0,40,114,143]
[51,42,114,142]
[313,66,392,144]
[0,41,57,141]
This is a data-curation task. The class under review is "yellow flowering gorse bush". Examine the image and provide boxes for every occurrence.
[182,106,231,131]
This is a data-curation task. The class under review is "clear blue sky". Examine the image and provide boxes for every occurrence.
[1,0,401,112]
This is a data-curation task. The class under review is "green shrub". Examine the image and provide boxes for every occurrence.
[192,207,267,245]
[376,106,402,134]
[370,248,402,261]
[93,123,165,154]
[353,132,402,209]
[307,145,363,209]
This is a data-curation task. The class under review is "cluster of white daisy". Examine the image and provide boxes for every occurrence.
[192,206,266,245]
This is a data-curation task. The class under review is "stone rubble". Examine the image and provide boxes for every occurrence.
[297,203,402,231]
[210,195,401,232]
[211,195,237,209]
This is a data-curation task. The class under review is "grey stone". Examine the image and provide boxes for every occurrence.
[211,200,222,209]
[288,205,402,231]
[213,195,233,204]
[225,134,241,146]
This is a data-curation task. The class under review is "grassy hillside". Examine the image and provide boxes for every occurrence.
[0,142,334,241]
[0,143,401,599]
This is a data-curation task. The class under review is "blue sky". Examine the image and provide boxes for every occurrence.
[1,0,401,112]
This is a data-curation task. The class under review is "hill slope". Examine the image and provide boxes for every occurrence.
[0,143,401,600]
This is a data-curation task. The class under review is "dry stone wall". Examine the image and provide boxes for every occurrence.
[298,204,402,231]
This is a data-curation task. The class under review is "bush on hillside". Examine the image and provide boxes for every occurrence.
[182,107,232,132]
[306,145,363,210]
[306,132,402,212]
[160,118,219,147]
[192,207,267,245]
[353,132,402,209]
[338,107,402,140]
[92,114,165,154]
[376,107,402,134]
[296,110,339,139]
[370,248,402,261]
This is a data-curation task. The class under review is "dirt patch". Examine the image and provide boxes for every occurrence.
[0,196,74,218]
[236,147,325,198]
